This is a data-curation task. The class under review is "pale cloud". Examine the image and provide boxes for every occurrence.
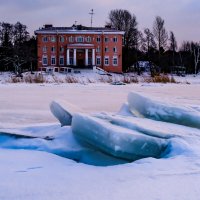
[0,0,199,44]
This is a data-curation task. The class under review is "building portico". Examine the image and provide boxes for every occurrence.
[66,44,95,67]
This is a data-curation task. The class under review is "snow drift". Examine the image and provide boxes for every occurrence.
[0,125,126,166]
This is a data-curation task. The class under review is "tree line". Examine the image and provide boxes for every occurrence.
[0,11,199,75]
[107,9,200,75]
[0,22,37,74]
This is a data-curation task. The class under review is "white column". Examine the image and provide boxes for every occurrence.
[85,49,88,66]
[92,48,95,66]
[67,49,70,65]
[73,49,77,66]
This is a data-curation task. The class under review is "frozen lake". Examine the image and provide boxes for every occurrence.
[0,82,200,200]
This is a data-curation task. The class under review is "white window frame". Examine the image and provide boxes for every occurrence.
[42,46,47,53]
[96,56,101,66]
[51,56,56,65]
[42,36,48,42]
[96,36,101,42]
[51,46,56,53]
[60,36,65,43]
[104,56,109,66]
[104,37,109,43]
[42,55,48,66]
[60,46,64,53]
[51,36,56,42]
[76,36,84,43]
[113,46,117,53]
[59,56,64,66]
[113,56,118,66]
[69,36,74,42]
[86,36,91,42]
[113,36,118,42]
[96,46,101,53]
[105,47,109,52]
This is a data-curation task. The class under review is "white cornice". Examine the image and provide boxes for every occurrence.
[35,30,125,35]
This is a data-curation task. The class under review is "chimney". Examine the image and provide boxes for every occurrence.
[44,24,53,29]
[105,24,112,29]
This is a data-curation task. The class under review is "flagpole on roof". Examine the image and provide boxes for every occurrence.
[89,9,95,28]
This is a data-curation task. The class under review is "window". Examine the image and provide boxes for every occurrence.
[51,47,56,53]
[96,46,101,53]
[43,46,47,53]
[42,36,48,42]
[113,56,118,66]
[42,56,48,65]
[88,58,92,65]
[59,56,64,65]
[105,47,109,52]
[113,36,118,42]
[96,57,101,66]
[76,36,84,43]
[60,46,64,53]
[104,37,109,42]
[59,36,65,43]
[96,36,101,42]
[104,57,109,66]
[51,56,56,65]
[70,57,73,65]
[69,36,74,42]
[51,36,56,42]
[86,36,91,42]
[113,47,117,53]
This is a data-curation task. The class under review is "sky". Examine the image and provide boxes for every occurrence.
[0,0,199,46]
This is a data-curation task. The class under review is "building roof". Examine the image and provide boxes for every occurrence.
[35,24,125,35]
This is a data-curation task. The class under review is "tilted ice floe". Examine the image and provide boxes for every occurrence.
[95,113,200,139]
[50,101,73,126]
[1,92,200,166]
[128,92,200,129]
[72,114,167,161]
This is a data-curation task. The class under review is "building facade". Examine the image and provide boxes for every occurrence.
[35,25,124,73]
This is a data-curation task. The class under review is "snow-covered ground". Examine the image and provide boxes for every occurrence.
[1,70,200,85]
[1,77,200,199]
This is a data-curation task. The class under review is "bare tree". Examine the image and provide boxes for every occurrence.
[143,28,156,58]
[13,22,30,71]
[179,41,200,74]
[0,22,13,47]
[153,16,168,60]
[0,21,32,73]
[180,41,191,52]
[169,31,177,66]
[0,22,14,71]
[192,42,200,75]
[108,9,138,49]
[13,22,29,46]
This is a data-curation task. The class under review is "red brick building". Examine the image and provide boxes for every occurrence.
[35,25,124,73]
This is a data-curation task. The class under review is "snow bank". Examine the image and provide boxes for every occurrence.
[72,114,167,161]
[0,124,127,166]
[128,92,200,129]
